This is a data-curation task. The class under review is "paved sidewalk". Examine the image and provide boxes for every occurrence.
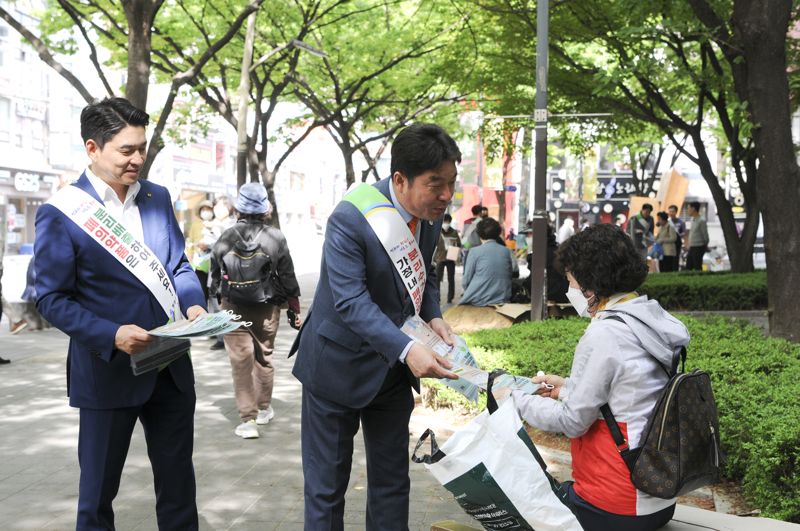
[0,272,475,530]
[2,267,797,530]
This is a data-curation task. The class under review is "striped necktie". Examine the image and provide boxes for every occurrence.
[407,217,418,237]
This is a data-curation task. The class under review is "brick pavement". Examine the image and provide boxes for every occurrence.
[0,272,475,530]
[2,268,797,530]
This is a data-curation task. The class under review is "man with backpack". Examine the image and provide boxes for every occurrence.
[211,182,301,439]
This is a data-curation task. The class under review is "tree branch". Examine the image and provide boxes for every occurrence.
[0,6,96,103]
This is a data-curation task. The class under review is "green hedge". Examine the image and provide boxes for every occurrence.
[639,271,767,311]
[427,316,800,522]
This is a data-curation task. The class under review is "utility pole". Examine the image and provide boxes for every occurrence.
[530,0,549,321]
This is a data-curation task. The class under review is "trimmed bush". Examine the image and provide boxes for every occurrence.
[426,315,800,522]
[640,270,767,311]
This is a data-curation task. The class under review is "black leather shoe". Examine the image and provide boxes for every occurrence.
[0,357,10,364]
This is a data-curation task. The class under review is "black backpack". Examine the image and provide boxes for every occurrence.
[220,227,273,305]
[601,313,723,499]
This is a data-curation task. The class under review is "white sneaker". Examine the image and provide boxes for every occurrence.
[234,420,259,439]
[256,406,275,425]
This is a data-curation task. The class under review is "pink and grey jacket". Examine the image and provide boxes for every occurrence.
[513,295,690,516]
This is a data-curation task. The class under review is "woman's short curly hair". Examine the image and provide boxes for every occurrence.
[556,223,647,297]
[476,217,502,241]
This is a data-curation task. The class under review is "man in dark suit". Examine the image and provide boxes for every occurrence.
[34,98,206,530]
[291,124,460,530]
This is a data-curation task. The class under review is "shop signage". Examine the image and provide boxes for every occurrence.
[15,99,47,121]
[14,171,41,192]
[595,174,637,200]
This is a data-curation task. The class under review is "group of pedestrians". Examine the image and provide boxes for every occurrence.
[24,97,688,531]
[626,201,708,272]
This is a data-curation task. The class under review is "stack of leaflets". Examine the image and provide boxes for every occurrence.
[129,337,192,376]
[147,310,248,338]
[401,315,542,402]
[130,311,248,375]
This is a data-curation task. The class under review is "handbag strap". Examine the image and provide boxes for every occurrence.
[411,428,446,464]
[600,403,635,473]
[486,369,507,414]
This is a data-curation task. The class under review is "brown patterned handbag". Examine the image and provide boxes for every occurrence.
[600,345,724,499]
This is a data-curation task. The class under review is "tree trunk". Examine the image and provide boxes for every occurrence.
[343,148,356,189]
[494,148,515,229]
[236,11,258,189]
[733,0,800,341]
[122,0,161,110]
[261,168,281,229]
[691,131,756,272]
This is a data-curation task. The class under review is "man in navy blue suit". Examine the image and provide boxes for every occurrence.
[34,98,206,531]
[291,123,461,530]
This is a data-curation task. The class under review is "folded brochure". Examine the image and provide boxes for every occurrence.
[401,315,542,402]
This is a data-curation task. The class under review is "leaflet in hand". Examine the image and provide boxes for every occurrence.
[401,316,542,402]
[148,310,248,338]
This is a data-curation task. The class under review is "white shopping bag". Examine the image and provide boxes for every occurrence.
[413,382,582,531]
[446,245,461,262]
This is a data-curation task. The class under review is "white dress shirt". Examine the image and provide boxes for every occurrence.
[85,167,144,242]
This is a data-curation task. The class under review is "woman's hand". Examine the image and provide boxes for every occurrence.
[533,373,565,399]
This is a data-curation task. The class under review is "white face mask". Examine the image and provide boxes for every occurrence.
[200,210,213,221]
[442,223,451,231]
[566,286,591,317]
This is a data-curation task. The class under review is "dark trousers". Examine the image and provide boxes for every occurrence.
[659,255,678,272]
[564,482,675,531]
[685,246,706,271]
[436,260,456,303]
[77,369,197,531]
[301,365,414,531]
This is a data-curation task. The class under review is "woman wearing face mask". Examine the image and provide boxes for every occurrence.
[189,200,216,301]
[434,213,462,304]
[512,224,689,531]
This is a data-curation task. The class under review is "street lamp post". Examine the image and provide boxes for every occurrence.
[530,0,549,321]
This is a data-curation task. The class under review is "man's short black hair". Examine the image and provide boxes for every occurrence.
[689,201,701,211]
[476,217,501,241]
[642,203,653,212]
[556,224,647,298]
[390,123,461,181]
[81,97,149,149]
[668,204,679,212]
[657,211,669,221]
[443,213,452,222]
[471,205,483,216]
